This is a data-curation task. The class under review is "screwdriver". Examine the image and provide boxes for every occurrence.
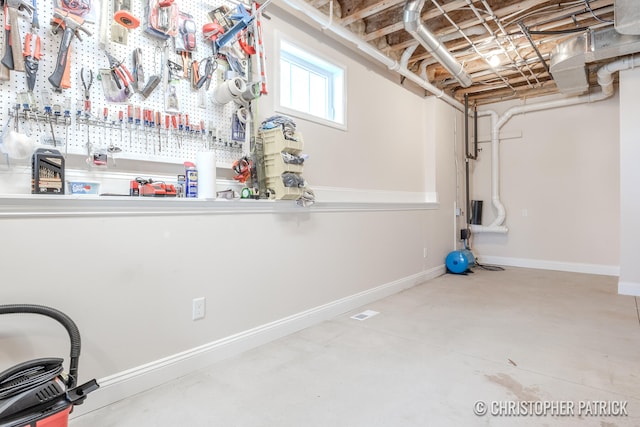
[155,111,161,153]
[127,105,133,148]
[135,106,142,152]
[143,109,149,152]
[103,107,108,145]
[200,120,206,148]
[118,110,124,148]
[171,115,179,148]
[165,114,170,150]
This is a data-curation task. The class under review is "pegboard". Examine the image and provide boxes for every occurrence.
[0,0,255,169]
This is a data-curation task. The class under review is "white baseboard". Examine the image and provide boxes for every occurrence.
[475,255,620,277]
[72,265,445,418]
[618,280,640,296]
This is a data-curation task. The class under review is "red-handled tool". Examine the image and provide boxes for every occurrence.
[5,0,35,72]
[49,8,90,89]
[23,31,41,91]
[105,51,133,96]
[1,3,14,74]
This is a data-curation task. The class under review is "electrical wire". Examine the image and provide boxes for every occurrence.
[476,262,505,271]
[584,0,614,23]
[502,1,586,28]
[527,27,590,35]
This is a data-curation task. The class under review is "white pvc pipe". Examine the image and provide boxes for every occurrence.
[277,0,635,237]
[470,55,640,234]
[279,0,466,111]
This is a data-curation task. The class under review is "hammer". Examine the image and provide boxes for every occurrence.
[48,9,90,89]
[4,0,34,72]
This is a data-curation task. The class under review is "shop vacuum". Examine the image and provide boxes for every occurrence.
[0,305,99,427]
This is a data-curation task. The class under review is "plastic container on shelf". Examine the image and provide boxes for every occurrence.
[265,176,305,200]
[264,152,304,176]
[67,181,100,195]
[259,127,304,155]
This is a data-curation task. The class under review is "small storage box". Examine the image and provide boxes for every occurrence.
[32,148,65,194]
[259,128,304,155]
[67,181,101,195]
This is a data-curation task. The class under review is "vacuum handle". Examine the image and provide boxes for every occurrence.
[0,304,81,388]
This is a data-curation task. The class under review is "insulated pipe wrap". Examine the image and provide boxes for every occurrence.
[403,0,473,88]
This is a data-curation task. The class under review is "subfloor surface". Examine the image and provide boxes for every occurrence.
[70,267,640,426]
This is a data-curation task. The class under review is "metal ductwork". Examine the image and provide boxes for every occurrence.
[550,27,640,95]
[615,0,640,35]
[403,0,473,88]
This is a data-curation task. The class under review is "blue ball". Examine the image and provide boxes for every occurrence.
[446,250,470,274]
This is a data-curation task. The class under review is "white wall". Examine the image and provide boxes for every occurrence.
[471,94,620,274]
[618,67,640,295]
[259,5,432,194]
[0,4,461,415]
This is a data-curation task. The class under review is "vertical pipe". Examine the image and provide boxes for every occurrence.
[464,94,470,226]
[473,103,478,158]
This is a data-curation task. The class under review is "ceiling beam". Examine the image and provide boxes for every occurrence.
[390,0,613,54]
[405,10,611,65]
[363,0,547,42]
[340,0,406,26]
[309,0,331,8]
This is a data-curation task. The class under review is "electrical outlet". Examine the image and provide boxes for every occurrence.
[423,247,428,258]
[192,297,206,321]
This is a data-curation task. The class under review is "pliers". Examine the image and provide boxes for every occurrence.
[23,32,41,91]
[81,67,92,113]
[105,51,134,96]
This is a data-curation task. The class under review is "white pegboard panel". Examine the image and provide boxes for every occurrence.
[0,0,250,169]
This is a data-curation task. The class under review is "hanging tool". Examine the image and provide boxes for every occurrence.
[80,67,92,113]
[132,47,144,92]
[60,0,91,16]
[194,56,216,90]
[127,105,133,147]
[105,51,133,96]
[113,0,139,28]
[49,9,90,89]
[30,0,39,30]
[22,0,40,88]
[5,0,34,72]
[202,21,224,55]
[157,0,175,33]
[143,109,149,152]
[171,114,179,147]
[155,111,161,153]
[44,105,56,147]
[164,114,170,149]
[138,48,161,99]
[0,4,12,80]
[149,110,156,154]
[22,32,40,91]
[254,4,268,95]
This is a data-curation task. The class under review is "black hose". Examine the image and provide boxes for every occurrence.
[0,304,81,388]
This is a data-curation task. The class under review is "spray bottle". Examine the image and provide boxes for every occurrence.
[184,161,198,198]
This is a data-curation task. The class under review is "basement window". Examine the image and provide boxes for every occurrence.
[277,38,346,130]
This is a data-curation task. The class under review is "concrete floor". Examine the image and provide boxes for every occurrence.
[70,267,640,426]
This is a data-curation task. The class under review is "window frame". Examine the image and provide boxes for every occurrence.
[274,33,347,131]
